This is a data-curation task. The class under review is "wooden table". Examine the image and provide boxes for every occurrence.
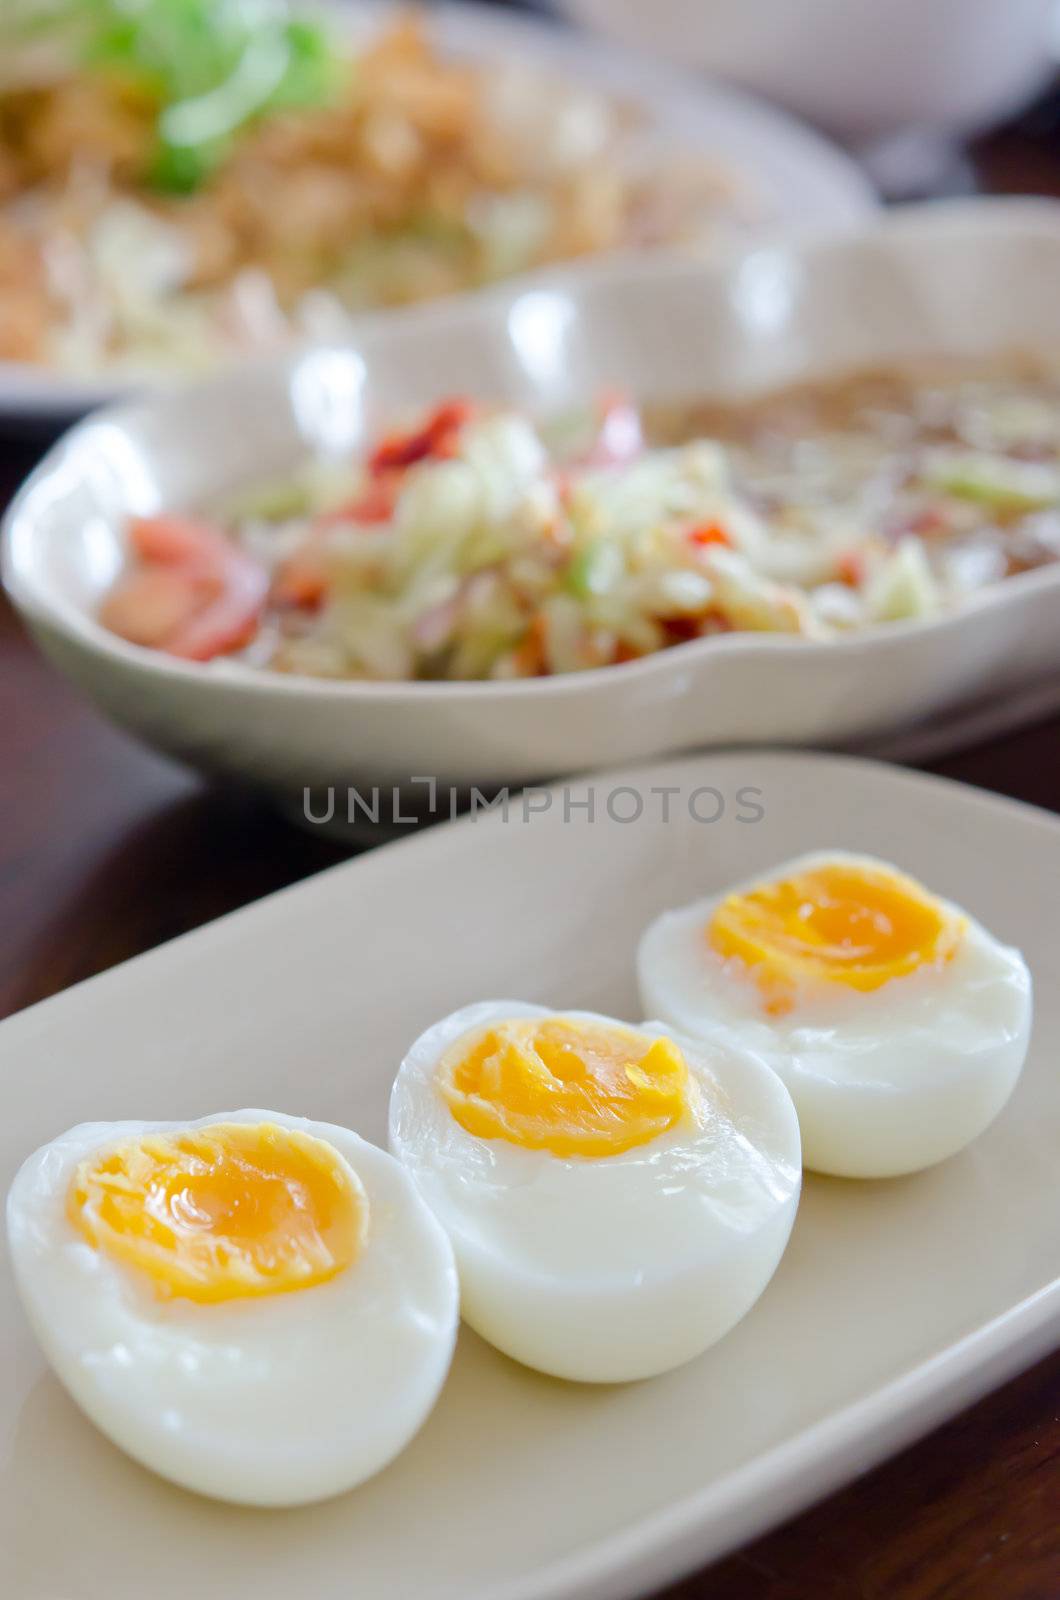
[3,130,1060,1600]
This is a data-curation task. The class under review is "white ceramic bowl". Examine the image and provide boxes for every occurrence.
[0,0,873,427]
[7,198,1060,803]
[558,0,1059,143]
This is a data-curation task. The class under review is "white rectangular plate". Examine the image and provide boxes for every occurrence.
[2,751,1058,1600]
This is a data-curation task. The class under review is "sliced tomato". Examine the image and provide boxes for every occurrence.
[687,521,732,549]
[99,568,217,649]
[105,513,268,661]
[163,556,269,661]
[129,514,235,570]
[271,544,331,610]
[368,399,474,475]
[318,474,399,528]
[836,549,867,587]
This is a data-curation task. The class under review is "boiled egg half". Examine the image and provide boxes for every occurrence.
[6,1109,459,1505]
[638,852,1032,1179]
[389,1001,801,1383]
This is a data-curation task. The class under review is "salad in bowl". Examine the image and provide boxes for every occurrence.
[8,205,1060,797]
[98,365,1060,682]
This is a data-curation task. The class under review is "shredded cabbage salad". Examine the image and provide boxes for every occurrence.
[98,363,1060,680]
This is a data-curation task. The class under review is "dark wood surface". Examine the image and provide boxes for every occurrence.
[3,114,1060,1600]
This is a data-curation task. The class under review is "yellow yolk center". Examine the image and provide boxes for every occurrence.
[67,1122,367,1303]
[439,1017,695,1158]
[707,860,966,1015]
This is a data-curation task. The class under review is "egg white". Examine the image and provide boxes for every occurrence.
[638,852,1033,1180]
[388,1001,801,1383]
[6,1109,459,1506]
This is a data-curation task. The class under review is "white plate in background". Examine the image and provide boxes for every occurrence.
[6,199,1060,802]
[0,0,875,425]
[2,750,1058,1600]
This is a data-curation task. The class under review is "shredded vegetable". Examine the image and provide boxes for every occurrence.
[99,360,1060,681]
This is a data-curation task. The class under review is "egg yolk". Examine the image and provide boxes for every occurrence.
[707,860,966,1015]
[439,1017,695,1158]
[67,1122,367,1303]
